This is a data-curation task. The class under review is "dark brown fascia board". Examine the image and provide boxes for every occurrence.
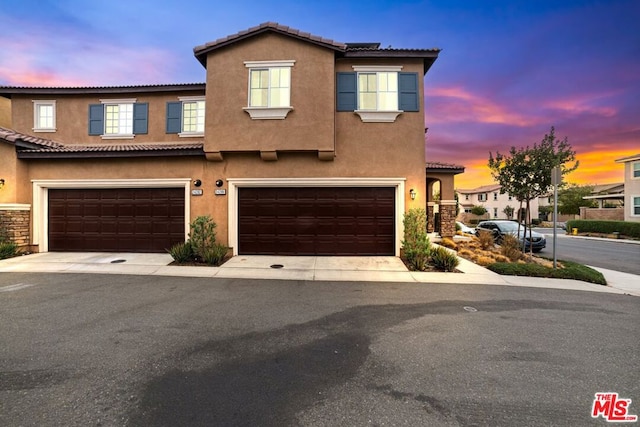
[0,83,206,97]
[342,50,440,74]
[16,149,205,159]
[426,166,465,175]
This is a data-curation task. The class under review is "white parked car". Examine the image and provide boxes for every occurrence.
[456,221,476,235]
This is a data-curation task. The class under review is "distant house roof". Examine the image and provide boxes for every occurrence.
[615,153,640,163]
[591,183,624,195]
[0,127,204,159]
[425,162,465,175]
[457,184,502,194]
[193,22,440,73]
[0,83,205,97]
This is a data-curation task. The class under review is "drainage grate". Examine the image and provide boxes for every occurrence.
[110,259,126,264]
[270,264,284,269]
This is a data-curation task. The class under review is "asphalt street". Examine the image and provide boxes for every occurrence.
[1,272,638,426]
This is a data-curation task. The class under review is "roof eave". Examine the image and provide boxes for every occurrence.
[16,149,206,159]
[0,83,206,97]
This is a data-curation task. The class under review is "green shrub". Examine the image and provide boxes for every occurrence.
[470,205,487,216]
[0,241,19,260]
[202,243,229,266]
[500,234,522,261]
[167,241,193,263]
[566,220,640,238]
[488,260,606,285]
[189,215,218,259]
[402,208,431,271]
[430,246,459,272]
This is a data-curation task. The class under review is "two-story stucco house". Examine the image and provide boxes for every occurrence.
[616,154,640,222]
[0,22,439,256]
[457,184,539,222]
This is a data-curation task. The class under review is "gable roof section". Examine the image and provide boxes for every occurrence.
[426,162,465,175]
[615,153,640,163]
[194,22,440,73]
[194,22,347,66]
[0,127,204,159]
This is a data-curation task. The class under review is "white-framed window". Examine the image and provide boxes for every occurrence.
[633,162,640,179]
[104,102,133,136]
[33,100,56,131]
[465,194,469,201]
[357,71,398,111]
[633,196,640,216]
[493,192,498,201]
[180,97,205,135]
[478,193,487,202]
[508,195,513,201]
[493,208,498,218]
[464,208,472,213]
[243,60,294,120]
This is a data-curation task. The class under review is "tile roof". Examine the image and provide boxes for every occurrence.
[194,22,347,65]
[194,22,440,70]
[426,162,465,170]
[0,127,204,158]
[0,83,205,96]
[457,184,503,194]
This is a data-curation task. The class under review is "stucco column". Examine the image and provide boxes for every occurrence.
[439,200,457,238]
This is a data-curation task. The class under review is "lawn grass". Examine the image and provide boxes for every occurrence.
[487,259,606,285]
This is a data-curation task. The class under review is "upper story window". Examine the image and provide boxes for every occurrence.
[358,71,398,111]
[33,100,56,132]
[166,97,205,136]
[464,194,469,201]
[89,99,148,139]
[243,60,295,120]
[493,192,498,201]
[336,66,419,123]
[478,193,487,202]
[633,162,640,178]
[633,196,640,215]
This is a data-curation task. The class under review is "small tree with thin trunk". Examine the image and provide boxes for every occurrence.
[488,127,578,253]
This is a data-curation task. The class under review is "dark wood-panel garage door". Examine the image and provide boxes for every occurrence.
[48,188,185,252]
[238,187,395,255]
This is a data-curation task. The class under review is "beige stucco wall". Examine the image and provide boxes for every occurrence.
[204,32,336,154]
[0,143,30,204]
[622,160,640,222]
[0,97,11,128]
[9,90,204,145]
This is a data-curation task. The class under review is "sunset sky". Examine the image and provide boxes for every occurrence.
[1,0,637,189]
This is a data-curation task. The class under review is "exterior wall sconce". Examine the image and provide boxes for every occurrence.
[409,188,416,200]
[0,179,4,190]
[193,179,202,187]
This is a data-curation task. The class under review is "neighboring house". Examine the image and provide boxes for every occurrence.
[582,182,625,208]
[0,22,440,256]
[615,154,640,222]
[457,184,539,222]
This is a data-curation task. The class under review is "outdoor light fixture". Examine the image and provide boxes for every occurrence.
[0,179,4,189]
[409,188,416,200]
[215,179,224,187]
[193,179,202,187]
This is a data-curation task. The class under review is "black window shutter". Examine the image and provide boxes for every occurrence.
[336,72,357,111]
[166,102,182,134]
[398,72,419,112]
[88,104,104,135]
[133,103,148,134]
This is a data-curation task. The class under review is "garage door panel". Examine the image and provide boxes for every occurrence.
[48,188,185,253]
[238,187,395,255]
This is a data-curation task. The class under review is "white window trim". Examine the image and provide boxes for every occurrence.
[178,96,206,137]
[32,100,57,132]
[99,98,137,139]
[226,177,406,256]
[31,179,191,252]
[352,65,404,123]
[632,195,640,217]
[632,161,640,179]
[244,60,295,120]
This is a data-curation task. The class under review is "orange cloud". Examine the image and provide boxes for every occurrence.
[545,94,618,118]
[427,86,536,126]
[453,149,634,190]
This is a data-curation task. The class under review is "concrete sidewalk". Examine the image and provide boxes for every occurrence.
[0,252,638,297]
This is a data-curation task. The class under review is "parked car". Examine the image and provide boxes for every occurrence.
[456,221,476,235]
[475,220,546,252]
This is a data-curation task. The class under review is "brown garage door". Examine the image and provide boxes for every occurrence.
[238,187,395,255]
[48,188,185,252]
